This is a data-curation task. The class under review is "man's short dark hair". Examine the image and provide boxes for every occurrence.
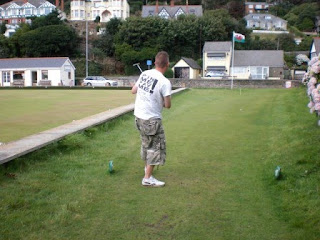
[155,51,169,68]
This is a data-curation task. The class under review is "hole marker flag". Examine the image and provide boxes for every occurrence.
[233,32,245,43]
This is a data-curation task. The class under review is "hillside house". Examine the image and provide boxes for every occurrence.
[70,0,130,22]
[0,0,56,25]
[172,57,201,79]
[0,57,75,87]
[245,1,272,15]
[142,0,202,19]
[203,41,284,80]
[244,13,287,31]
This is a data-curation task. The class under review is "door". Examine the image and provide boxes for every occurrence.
[2,71,11,86]
[32,71,38,86]
[175,67,189,79]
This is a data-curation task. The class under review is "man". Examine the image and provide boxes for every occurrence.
[131,51,172,187]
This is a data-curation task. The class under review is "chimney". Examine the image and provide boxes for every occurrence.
[156,0,159,14]
[186,0,188,12]
[61,0,64,11]
[170,0,174,7]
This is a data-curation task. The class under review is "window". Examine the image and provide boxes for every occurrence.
[174,8,185,18]
[2,71,10,83]
[253,15,259,19]
[265,16,271,20]
[13,71,24,80]
[158,9,169,19]
[250,66,268,79]
[44,8,51,15]
[249,5,253,8]
[232,67,247,74]
[207,66,225,71]
[68,72,71,79]
[42,70,48,80]
[207,53,226,60]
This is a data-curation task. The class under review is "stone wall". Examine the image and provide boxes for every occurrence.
[110,77,302,89]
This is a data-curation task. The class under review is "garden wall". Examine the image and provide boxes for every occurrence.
[111,77,302,89]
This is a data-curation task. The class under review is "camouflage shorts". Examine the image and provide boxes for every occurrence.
[135,117,166,166]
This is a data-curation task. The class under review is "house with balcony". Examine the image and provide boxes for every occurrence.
[70,0,130,22]
[244,13,287,31]
[203,41,284,80]
[142,0,203,19]
[0,0,56,25]
[245,1,272,15]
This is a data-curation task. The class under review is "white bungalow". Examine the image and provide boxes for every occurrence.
[0,57,76,87]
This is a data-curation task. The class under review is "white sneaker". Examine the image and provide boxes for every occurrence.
[142,176,165,187]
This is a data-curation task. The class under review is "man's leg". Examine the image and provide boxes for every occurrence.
[144,165,154,179]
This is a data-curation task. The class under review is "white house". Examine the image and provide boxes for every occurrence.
[0,0,56,25]
[0,57,76,87]
[203,41,232,77]
[244,13,287,31]
[70,0,130,22]
[142,0,203,19]
[203,41,284,80]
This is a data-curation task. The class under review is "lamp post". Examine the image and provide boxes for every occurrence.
[86,19,88,77]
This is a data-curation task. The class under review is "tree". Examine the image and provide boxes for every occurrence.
[29,10,63,30]
[277,34,296,52]
[226,1,245,19]
[0,22,6,34]
[19,25,79,57]
[0,35,10,58]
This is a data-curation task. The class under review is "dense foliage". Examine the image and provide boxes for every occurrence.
[93,9,250,74]
[0,11,79,58]
[270,2,319,32]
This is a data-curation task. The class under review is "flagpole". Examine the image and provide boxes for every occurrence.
[231,31,235,90]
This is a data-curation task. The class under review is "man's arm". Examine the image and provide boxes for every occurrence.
[163,95,171,109]
[131,84,138,94]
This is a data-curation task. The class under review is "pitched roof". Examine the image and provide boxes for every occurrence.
[203,41,232,52]
[233,50,284,67]
[0,57,73,69]
[142,5,203,18]
[0,0,54,9]
[181,57,201,69]
[311,37,320,56]
[245,2,271,5]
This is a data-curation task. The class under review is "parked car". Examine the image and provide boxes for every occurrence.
[83,76,118,87]
[205,71,226,77]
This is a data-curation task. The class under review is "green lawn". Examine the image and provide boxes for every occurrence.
[1,88,319,239]
[0,89,135,143]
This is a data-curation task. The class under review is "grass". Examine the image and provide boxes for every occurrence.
[1,88,320,239]
[0,89,135,143]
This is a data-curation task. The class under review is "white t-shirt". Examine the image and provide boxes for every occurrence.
[134,69,172,120]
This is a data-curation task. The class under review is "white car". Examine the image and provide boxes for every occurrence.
[83,76,118,87]
[205,71,225,77]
